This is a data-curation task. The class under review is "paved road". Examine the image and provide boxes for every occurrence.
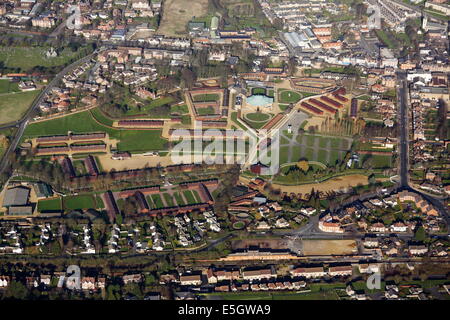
[0,49,102,176]
[397,72,409,188]
[396,71,449,231]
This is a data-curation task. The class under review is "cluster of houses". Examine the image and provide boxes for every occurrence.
[0,227,23,254]
[0,0,60,29]
[363,233,448,257]
[163,262,381,293]
[38,87,73,114]
[318,189,444,238]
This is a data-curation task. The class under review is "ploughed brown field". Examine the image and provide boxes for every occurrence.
[158,0,209,36]
[301,240,357,256]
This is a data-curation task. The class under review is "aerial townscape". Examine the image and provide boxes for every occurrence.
[0,0,448,303]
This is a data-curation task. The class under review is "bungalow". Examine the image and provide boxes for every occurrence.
[300,207,316,216]
[358,263,380,274]
[408,245,428,256]
[242,268,276,281]
[290,266,326,278]
[122,274,142,284]
[179,274,202,286]
[390,222,408,233]
[328,265,353,277]
[363,237,379,248]
[369,222,387,233]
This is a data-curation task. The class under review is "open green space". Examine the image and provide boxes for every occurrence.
[173,192,185,206]
[278,90,302,104]
[191,190,202,203]
[280,133,351,166]
[182,190,198,205]
[163,193,175,207]
[245,112,271,122]
[23,111,168,153]
[170,104,189,114]
[151,194,164,209]
[196,106,216,116]
[90,108,114,126]
[37,198,62,212]
[279,104,290,111]
[0,90,41,124]
[0,47,86,71]
[192,93,220,102]
[0,80,19,94]
[63,194,96,210]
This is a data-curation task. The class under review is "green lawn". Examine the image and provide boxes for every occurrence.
[182,190,197,204]
[246,112,271,122]
[192,94,219,102]
[0,80,19,94]
[23,111,168,153]
[0,47,85,71]
[173,192,185,206]
[252,88,266,95]
[279,104,290,111]
[0,90,41,124]
[124,96,175,117]
[170,104,189,114]
[196,106,216,115]
[191,190,202,203]
[163,193,175,207]
[278,90,302,104]
[151,194,164,209]
[371,154,392,168]
[90,108,114,126]
[64,195,96,210]
[279,146,290,165]
[37,198,62,212]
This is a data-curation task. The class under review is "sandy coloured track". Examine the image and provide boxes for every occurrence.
[271,174,369,194]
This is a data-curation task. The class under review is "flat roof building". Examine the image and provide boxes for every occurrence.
[3,187,30,208]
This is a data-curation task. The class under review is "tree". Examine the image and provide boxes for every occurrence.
[414,226,426,242]
[4,281,28,299]
[180,68,196,89]
[287,57,297,76]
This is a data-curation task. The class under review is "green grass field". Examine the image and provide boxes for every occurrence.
[170,104,189,114]
[0,90,41,124]
[370,154,392,168]
[280,134,351,166]
[192,93,219,102]
[244,112,272,129]
[151,194,164,209]
[90,108,114,126]
[196,106,216,115]
[278,90,302,104]
[163,193,175,207]
[64,195,96,210]
[246,112,271,122]
[23,111,168,153]
[0,80,19,94]
[251,88,266,95]
[37,198,62,212]
[173,192,185,206]
[182,190,198,204]
[279,104,290,111]
[0,47,82,71]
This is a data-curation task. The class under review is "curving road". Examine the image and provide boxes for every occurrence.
[0,49,103,176]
